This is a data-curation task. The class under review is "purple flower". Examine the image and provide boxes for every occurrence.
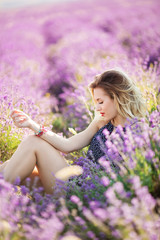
[101,176,110,186]
[87,231,96,239]
[70,195,80,204]
[93,208,107,221]
[130,176,141,190]
[113,182,124,195]
[104,187,116,201]
[20,185,29,195]
[14,176,21,185]
[145,149,155,160]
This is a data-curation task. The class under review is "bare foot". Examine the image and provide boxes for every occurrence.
[55,165,83,181]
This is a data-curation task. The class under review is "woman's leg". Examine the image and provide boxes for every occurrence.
[0,160,9,172]
[0,162,45,191]
[2,135,68,193]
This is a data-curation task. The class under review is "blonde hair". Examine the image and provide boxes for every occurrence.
[89,69,146,119]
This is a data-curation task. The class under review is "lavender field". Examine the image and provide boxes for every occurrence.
[0,0,160,239]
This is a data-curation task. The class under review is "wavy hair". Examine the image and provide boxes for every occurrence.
[88,69,146,119]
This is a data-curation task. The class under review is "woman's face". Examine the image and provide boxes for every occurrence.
[93,87,118,122]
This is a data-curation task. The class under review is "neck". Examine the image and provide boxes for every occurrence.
[111,115,128,127]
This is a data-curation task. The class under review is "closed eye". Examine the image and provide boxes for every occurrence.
[99,102,103,104]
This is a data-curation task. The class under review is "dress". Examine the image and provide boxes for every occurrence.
[68,121,122,188]
[87,120,140,163]
[87,121,115,162]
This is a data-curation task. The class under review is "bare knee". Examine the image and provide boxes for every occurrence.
[21,135,43,152]
[22,134,39,145]
[22,135,59,160]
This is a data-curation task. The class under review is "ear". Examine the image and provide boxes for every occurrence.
[110,92,115,100]
[112,94,118,107]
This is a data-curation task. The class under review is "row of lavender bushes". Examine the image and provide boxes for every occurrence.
[0,0,160,239]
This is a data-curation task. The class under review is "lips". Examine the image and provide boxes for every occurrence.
[100,112,105,116]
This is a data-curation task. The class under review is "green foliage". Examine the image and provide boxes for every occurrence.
[0,125,21,162]
[52,116,68,133]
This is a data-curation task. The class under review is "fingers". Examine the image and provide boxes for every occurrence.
[11,111,28,128]
[13,118,27,128]
[13,116,27,124]
[10,109,22,117]
[13,118,27,123]
[10,109,31,128]
[19,119,27,124]
[11,109,25,116]
[10,109,27,120]
[12,114,25,121]
[14,116,27,120]
[12,116,26,123]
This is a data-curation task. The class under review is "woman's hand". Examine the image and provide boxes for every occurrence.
[10,109,33,128]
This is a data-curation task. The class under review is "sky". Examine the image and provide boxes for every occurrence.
[0,0,77,9]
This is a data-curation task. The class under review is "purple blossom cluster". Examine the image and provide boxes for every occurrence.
[64,118,160,239]
[0,174,64,240]
[0,0,160,239]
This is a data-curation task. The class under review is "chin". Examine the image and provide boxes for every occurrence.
[100,115,107,121]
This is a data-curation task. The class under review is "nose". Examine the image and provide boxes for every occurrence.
[95,103,101,111]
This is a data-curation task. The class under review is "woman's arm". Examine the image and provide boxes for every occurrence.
[11,109,99,154]
[29,118,99,153]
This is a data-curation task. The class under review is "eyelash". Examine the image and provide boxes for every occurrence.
[99,102,103,104]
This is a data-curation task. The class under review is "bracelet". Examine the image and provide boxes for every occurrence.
[35,124,47,137]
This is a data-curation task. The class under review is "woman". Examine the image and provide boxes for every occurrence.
[0,69,146,193]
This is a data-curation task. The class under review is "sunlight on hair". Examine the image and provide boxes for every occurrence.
[89,68,147,119]
[55,165,83,181]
